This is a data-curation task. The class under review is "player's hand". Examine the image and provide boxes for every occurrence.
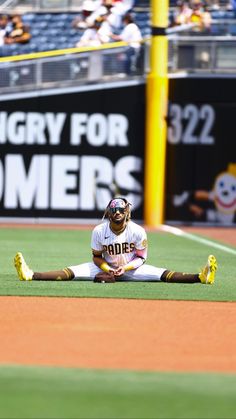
[108,268,116,275]
[114,267,125,277]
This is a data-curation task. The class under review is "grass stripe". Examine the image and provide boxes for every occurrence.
[0,365,235,419]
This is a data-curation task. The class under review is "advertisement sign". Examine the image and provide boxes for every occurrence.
[0,83,145,220]
[166,77,236,225]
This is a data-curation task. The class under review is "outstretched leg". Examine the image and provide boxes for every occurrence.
[14,252,74,281]
[161,255,217,284]
[14,252,101,281]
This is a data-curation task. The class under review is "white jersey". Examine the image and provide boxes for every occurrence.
[91,220,147,268]
[120,23,142,48]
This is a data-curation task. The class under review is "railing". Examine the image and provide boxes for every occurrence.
[0,42,146,93]
[168,35,236,72]
[0,0,84,12]
[1,33,236,94]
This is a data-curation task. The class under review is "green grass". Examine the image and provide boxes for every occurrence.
[1,227,236,301]
[0,365,235,419]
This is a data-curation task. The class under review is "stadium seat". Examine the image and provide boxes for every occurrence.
[33,21,49,30]
[52,20,67,29]
[44,28,60,37]
[17,43,39,54]
[2,44,19,56]
[37,42,57,52]
[228,24,236,35]
[22,13,37,23]
[31,28,41,37]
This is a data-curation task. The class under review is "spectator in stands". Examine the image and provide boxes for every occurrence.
[188,0,212,32]
[98,7,115,38]
[101,0,124,29]
[110,13,143,74]
[83,0,126,29]
[72,0,98,29]
[75,15,111,47]
[112,0,134,13]
[0,14,10,46]
[171,0,192,26]
[72,0,121,31]
[4,14,31,44]
[108,0,135,27]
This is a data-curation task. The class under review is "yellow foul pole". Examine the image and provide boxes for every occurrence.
[144,0,169,226]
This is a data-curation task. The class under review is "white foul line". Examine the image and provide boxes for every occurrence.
[160,224,236,256]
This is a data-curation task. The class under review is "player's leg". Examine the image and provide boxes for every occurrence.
[121,264,166,281]
[68,262,101,280]
[121,265,200,282]
[161,270,200,283]
[14,252,74,281]
[14,252,101,281]
[121,255,217,284]
[161,255,217,284]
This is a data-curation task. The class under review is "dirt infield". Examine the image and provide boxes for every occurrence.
[1,296,235,373]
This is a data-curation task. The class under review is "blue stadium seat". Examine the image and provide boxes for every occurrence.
[228,24,236,35]
[66,40,78,48]
[33,21,49,30]
[37,42,57,52]
[17,43,39,54]
[44,28,60,37]
[50,13,69,21]
[22,13,37,23]
[141,27,151,37]
[31,28,41,37]
[40,14,53,21]
[136,0,150,6]
[2,44,19,56]
[211,10,229,19]
[51,20,68,30]
[57,35,69,43]
[36,36,48,44]
[59,42,72,50]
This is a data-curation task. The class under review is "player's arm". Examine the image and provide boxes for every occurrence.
[124,248,147,271]
[115,248,147,277]
[92,249,115,274]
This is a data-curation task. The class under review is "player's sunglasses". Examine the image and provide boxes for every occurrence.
[109,207,125,214]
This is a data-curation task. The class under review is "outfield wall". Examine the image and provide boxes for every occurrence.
[0,76,235,225]
[166,75,236,226]
[0,80,145,222]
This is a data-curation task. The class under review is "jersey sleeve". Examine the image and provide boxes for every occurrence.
[91,226,103,252]
[135,226,148,251]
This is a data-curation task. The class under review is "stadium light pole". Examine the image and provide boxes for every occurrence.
[144,0,169,227]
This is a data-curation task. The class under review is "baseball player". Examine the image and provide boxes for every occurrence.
[14,197,217,284]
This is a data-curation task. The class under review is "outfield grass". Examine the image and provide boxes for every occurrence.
[0,365,235,419]
[1,227,236,301]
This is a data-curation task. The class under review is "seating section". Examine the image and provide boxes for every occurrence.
[0,10,151,57]
[23,12,83,52]
[1,6,236,57]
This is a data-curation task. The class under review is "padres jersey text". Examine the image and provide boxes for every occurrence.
[91,220,147,268]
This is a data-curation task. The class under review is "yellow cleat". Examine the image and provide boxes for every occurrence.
[14,252,33,281]
[199,255,218,285]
